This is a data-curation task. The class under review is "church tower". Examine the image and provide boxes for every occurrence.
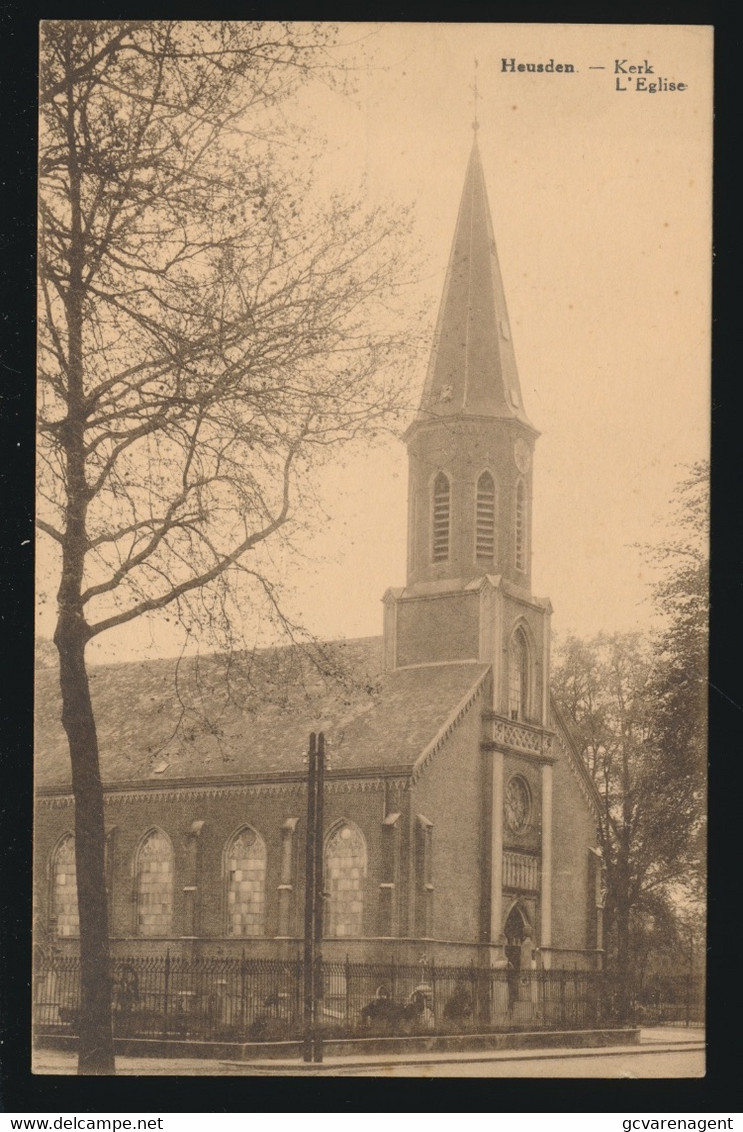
[383,134,560,961]
[405,135,538,593]
[383,135,553,732]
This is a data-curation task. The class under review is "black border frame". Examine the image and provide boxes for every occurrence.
[2,3,738,1113]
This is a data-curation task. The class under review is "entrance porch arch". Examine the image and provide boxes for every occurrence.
[503,900,534,973]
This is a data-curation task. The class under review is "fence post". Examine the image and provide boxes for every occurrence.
[240,948,247,1040]
[559,968,566,1028]
[163,950,170,1038]
[345,955,351,1030]
[294,957,302,1034]
[314,735,326,1064]
[302,732,317,1063]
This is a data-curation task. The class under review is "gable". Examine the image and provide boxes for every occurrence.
[549,694,602,822]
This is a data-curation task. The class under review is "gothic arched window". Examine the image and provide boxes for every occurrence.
[508,628,530,722]
[135,829,173,936]
[476,471,496,559]
[51,834,79,937]
[432,472,451,563]
[515,479,527,572]
[225,826,267,937]
[325,822,367,938]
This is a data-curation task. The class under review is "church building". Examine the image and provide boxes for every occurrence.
[35,137,604,975]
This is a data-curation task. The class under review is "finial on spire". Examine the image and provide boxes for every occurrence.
[471,58,480,133]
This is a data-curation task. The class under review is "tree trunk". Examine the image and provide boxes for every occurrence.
[50,27,114,1073]
[55,619,115,1074]
[614,887,632,1025]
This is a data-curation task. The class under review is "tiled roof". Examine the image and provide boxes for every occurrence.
[35,637,490,789]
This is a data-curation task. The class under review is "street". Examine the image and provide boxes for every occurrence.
[33,1032,706,1078]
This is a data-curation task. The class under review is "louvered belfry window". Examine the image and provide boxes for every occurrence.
[515,479,527,571]
[432,472,451,563]
[476,471,495,559]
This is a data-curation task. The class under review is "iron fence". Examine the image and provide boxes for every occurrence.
[33,953,704,1043]
[624,974,705,1028]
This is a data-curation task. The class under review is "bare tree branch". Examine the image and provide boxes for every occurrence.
[37,19,420,1073]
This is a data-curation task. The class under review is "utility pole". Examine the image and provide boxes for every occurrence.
[302,731,326,1063]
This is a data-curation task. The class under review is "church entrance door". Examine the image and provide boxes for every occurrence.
[504,904,526,1010]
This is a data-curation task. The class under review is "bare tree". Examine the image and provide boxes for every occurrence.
[644,460,709,846]
[38,20,417,1073]
[553,632,702,1006]
[552,467,708,1007]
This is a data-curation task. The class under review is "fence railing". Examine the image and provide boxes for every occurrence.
[33,953,704,1043]
[624,974,705,1028]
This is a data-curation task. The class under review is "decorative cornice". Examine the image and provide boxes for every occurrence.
[406,415,540,441]
[37,794,75,809]
[411,669,490,784]
[138,783,306,805]
[325,777,408,795]
[37,775,407,810]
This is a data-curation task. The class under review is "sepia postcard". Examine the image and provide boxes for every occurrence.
[33,22,711,1082]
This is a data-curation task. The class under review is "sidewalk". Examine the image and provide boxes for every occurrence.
[32,1028,705,1077]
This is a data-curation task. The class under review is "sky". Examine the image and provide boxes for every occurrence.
[37,23,713,664]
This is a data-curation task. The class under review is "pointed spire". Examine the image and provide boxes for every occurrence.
[414,137,534,430]
[472,57,480,134]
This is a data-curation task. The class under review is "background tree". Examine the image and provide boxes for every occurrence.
[38,20,418,1073]
[643,460,709,903]
[552,464,708,1008]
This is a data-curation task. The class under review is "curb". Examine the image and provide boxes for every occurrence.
[217,1041,706,1074]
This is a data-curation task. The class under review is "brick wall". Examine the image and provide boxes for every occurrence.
[550,735,599,952]
[35,778,394,948]
[34,702,599,964]
[408,679,489,944]
[395,591,480,667]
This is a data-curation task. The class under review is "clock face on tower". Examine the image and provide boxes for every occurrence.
[505,775,531,834]
[514,438,531,475]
